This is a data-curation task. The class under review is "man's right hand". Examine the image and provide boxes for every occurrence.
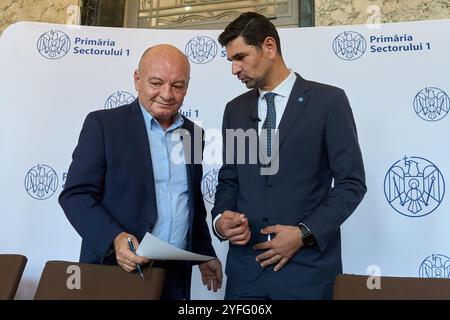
[216,210,251,245]
[113,232,149,272]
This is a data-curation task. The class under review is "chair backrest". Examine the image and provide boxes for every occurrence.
[0,254,28,300]
[334,274,450,300]
[34,260,165,300]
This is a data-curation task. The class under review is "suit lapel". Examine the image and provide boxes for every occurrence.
[276,74,310,150]
[124,100,158,215]
[179,118,197,250]
[248,89,260,133]
[246,90,264,169]
[180,118,195,205]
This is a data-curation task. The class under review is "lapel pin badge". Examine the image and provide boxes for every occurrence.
[298,97,304,102]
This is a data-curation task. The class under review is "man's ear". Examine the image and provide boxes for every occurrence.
[263,36,277,59]
[186,77,190,90]
[133,69,139,90]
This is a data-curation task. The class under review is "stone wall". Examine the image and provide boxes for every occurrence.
[1,1,450,35]
[316,0,450,26]
[0,0,80,35]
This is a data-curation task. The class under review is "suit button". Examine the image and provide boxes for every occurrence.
[266,184,272,188]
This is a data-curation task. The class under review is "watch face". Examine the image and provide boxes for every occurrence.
[299,224,310,237]
[299,225,315,245]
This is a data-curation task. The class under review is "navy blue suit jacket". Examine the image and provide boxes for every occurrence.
[212,74,366,287]
[59,100,215,290]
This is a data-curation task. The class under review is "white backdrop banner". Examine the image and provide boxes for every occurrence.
[0,19,449,299]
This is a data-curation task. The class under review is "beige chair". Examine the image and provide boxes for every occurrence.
[34,260,165,300]
[333,274,450,300]
[0,254,28,300]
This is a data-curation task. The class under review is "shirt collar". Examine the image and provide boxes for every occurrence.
[139,103,184,132]
[258,69,297,100]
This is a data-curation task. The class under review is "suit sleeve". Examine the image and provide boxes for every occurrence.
[210,103,239,240]
[191,175,217,264]
[59,112,124,262]
[302,89,367,252]
[191,129,217,260]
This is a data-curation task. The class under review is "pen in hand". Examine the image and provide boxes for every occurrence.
[127,236,145,280]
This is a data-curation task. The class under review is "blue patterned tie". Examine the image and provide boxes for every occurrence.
[262,92,276,157]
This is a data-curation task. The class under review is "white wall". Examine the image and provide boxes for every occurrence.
[0,19,449,299]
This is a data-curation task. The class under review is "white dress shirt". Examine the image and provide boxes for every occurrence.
[213,70,297,238]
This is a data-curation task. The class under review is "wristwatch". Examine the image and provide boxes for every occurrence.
[298,223,316,246]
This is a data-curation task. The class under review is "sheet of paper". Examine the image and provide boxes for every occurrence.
[136,232,215,261]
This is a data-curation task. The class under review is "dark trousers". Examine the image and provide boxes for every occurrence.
[225,267,333,300]
[154,261,189,300]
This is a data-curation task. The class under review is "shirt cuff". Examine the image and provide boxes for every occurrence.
[213,214,227,240]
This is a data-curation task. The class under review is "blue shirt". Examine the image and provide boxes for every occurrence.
[140,105,189,250]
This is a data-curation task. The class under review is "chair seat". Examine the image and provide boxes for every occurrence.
[34,260,165,300]
[0,254,27,300]
[334,274,450,300]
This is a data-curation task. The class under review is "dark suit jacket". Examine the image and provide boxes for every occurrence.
[212,74,366,287]
[59,99,215,295]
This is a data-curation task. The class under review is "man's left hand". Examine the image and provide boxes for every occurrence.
[254,225,303,272]
[198,258,223,292]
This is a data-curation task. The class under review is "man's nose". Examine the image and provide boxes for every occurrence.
[232,62,241,75]
[159,84,174,100]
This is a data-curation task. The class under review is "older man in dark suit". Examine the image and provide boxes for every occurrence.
[60,44,222,300]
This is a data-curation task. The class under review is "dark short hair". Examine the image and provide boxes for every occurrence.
[218,12,282,55]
